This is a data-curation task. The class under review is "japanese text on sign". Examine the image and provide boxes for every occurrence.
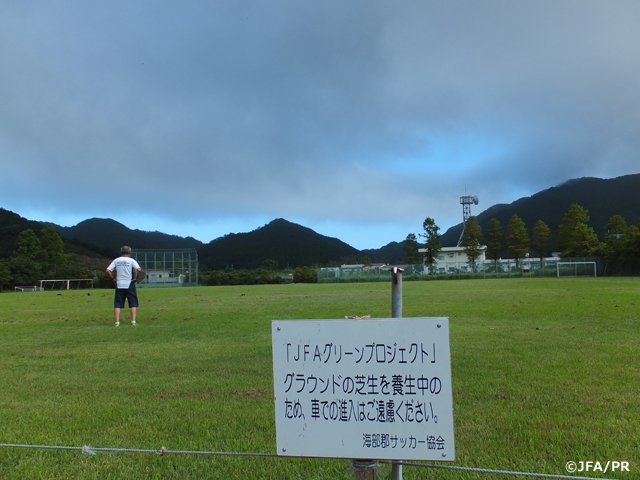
[272,318,455,461]
[285,341,436,364]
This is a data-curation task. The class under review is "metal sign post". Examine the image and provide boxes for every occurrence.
[272,267,455,480]
[353,267,406,479]
[391,267,403,319]
[390,267,403,480]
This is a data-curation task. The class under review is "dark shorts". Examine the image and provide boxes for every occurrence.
[114,282,139,308]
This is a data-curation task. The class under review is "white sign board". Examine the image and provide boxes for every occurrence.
[272,318,454,461]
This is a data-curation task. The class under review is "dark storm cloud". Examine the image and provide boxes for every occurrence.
[1,1,639,248]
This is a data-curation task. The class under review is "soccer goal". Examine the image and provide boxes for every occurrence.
[39,279,94,290]
[556,261,597,277]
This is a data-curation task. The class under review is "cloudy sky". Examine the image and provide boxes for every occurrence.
[2,1,639,249]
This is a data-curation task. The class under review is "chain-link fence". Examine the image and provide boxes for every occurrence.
[131,248,199,287]
[317,258,603,283]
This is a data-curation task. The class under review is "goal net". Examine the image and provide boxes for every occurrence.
[39,279,94,290]
[556,261,597,277]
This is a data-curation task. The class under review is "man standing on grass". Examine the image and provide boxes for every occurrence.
[106,246,142,327]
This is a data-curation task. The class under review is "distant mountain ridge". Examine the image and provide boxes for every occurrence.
[197,218,360,270]
[2,173,640,268]
[440,174,640,248]
[0,208,117,259]
[0,208,49,258]
[361,241,406,264]
[54,218,204,251]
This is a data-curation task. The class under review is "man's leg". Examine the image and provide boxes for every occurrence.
[114,288,125,326]
[127,283,139,325]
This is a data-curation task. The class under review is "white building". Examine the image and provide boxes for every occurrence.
[146,271,186,284]
[419,245,487,273]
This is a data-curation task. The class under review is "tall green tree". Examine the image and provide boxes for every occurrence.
[403,233,422,264]
[506,214,530,268]
[602,215,629,274]
[459,216,483,272]
[9,256,41,286]
[420,217,442,272]
[556,204,600,257]
[604,214,627,244]
[14,229,43,261]
[486,218,503,272]
[621,226,640,274]
[10,229,46,286]
[40,225,65,275]
[532,220,551,268]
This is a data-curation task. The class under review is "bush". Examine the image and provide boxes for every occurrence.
[293,266,318,283]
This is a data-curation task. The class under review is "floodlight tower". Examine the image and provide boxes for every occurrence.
[457,193,479,246]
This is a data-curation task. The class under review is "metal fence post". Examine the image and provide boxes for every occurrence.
[351,267,405,480]
[391,267,403,319]
[390,267,404,480]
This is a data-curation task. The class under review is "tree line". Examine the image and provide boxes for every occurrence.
[199,260,318,286]
[0,226,322,289]
[404,204,638,275]
[0,224,325,290]
[0,225,101,290]
[4,202,637,290]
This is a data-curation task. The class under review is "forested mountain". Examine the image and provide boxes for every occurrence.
[0,208,44,258]
[361,241,407,264]
[440,174,640,248]
[3,173,640,270]
[54,218,204,252]
[0,208,113,259]
[197,218,360,270]
[0,212,360,269]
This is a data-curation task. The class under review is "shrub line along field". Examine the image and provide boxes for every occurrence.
[0,278,638,479]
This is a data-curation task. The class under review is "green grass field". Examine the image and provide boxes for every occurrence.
[0,278,638,479]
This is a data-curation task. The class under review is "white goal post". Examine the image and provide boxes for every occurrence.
[556,261,597,277]
[39,279,94,290]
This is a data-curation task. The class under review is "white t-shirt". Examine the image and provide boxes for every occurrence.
[107,256,141,289]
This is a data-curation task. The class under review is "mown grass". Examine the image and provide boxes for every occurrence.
[0,278,638,479]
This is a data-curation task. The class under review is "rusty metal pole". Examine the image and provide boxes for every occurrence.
[352,459,378,480]
[390,267,404,480]
[352,267,405,480]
